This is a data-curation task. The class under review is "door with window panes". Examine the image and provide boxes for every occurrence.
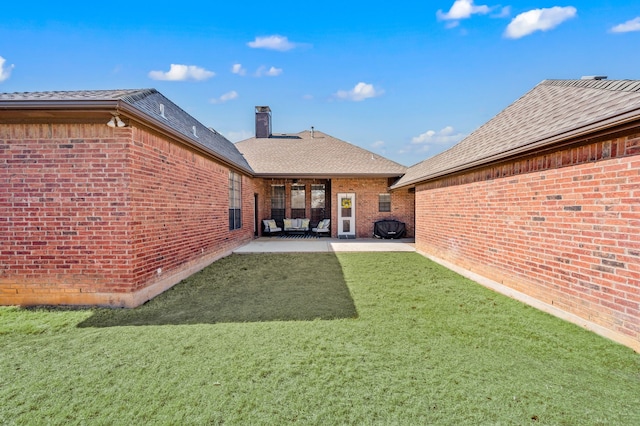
[337,193,355,238]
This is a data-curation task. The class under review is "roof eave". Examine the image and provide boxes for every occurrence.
[391,107,640,190]
[252,172,405,179]
[0,99,122,110]
[0,99,254,176]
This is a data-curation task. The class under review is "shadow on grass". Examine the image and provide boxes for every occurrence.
[79,253,357,327]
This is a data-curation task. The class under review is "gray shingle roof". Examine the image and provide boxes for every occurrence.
[235,130,407,177]
[0,89,145,101]
[0,89,253,174]
[393,79,640,189]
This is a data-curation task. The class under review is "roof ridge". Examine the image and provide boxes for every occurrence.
[540,79,640,93]
[299,129,408,168]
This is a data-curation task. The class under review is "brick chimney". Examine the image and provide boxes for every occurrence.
[255,106,272,138]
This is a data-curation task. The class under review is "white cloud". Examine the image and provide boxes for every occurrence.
[247,35,297,51]
[0,56,15,82]
[610,17,640,33]
[437,0,491,21]
[266,66,283,76]
[371,140,387,154]
[148,64,215,81]
[335,82,384,102]
[231,63,246,76]
[210,90,239,104]
[504,6,577,39]
[411,126,465,146]
[493,6,511,18]
[400,126,465,162]
[225,129,253,142]
[255,66,283,77]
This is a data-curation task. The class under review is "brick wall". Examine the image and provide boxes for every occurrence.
[1,122,254,307]
[414,134,640,346]
[332,178,414,238]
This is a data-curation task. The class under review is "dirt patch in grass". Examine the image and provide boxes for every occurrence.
[79,253,357,327]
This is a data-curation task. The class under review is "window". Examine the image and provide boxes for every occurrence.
[311,184,325,209]
[379,193,391,212]
[271,185,285,224]
[229,171,242,230]
[291,184,306,218]
[311,184,326,225]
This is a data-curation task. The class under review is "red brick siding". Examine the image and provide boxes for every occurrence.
[126,126,254,293]
[1,122,253,306]
[415,134,640,343]
[333,178,414,238]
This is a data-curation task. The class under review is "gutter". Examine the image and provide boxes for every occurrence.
[252,172,405,179]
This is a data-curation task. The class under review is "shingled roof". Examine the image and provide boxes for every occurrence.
[392,79,640,189]
[0,89,253,174]
[235,130,407,177]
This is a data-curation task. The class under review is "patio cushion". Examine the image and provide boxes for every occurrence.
[316,219,330,229]
[283,218,310,231]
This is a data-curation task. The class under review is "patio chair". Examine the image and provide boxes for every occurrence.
[312,219,331,237]
[262,219,282,236]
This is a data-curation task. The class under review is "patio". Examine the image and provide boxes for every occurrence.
[233,237,416,253]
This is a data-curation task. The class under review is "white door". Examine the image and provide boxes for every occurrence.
[337,193,356,239]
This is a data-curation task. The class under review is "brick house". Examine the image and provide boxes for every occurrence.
[1,89,256,307]
[392,79,640,351]
[1,92,413,307]
[236,107,414,239]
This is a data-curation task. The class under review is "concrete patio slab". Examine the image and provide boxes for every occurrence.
[233,237,415,253]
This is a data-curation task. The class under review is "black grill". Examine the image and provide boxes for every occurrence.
[373,220,406,239]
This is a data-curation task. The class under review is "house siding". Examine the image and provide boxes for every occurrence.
[414,133,640,348]
[1,122,254,307]
[332,178,414,238]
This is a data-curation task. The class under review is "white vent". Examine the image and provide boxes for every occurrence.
[192,126,198,138]
[159,103,166,118]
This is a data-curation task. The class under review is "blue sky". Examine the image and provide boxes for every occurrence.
[1,1,639,166]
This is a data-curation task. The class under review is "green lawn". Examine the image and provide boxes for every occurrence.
[1,252,639,425]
